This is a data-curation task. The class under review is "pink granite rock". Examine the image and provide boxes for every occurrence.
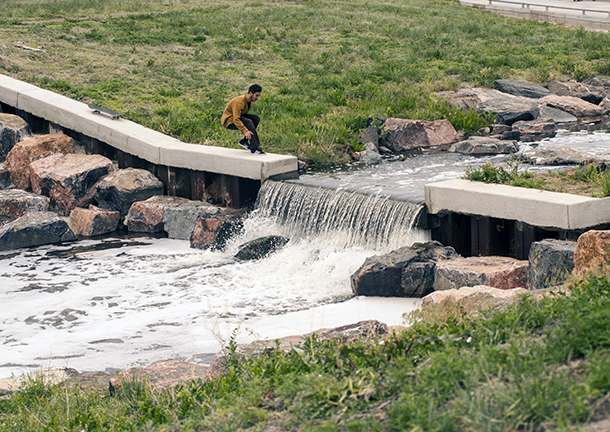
[380,118,459,153]
[434,256,529,291]
[573,230,610,277]
[69,205,120,237]
[125,195,190,233]
[190,216,229,249]
[4,134,74,189]
[538,94,605,119]
[30,153,114,215]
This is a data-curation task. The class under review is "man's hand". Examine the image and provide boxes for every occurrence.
[244,131,253,140]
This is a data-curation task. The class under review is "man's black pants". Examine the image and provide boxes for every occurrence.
[228,114,260,151]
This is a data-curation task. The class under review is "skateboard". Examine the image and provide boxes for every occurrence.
[88,103,121,120]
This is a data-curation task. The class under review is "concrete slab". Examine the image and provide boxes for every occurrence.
[0,74,38,107]
[0,73,298,181]
[159,142,298,181]
[425,179,610,230]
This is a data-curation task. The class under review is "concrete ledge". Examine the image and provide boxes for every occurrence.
[0,73,298,181]
[425,179,610,230]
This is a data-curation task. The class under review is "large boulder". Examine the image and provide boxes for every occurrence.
[449,136,518,155]
[0,113,32,159]
[69,205,120,237]
[475,89,541,125]
[0,189,50,219]
[4,134,74,189]
[30,153,114,215]
[0,211,76,251]
[94,168,164,222]
[573,230,610,277]
[528,239,576,290]
[350,241,457,297]
[493,79,552,99]
[433,256,529,291]
[380,119,459,153]
[163,200,221,240]
[511,119,558,142]
[519,145,593,165]
[125,195,190,233]
[538,94,605,119]
[234,236,289,261]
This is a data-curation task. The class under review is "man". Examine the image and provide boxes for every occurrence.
[221,84,265,154]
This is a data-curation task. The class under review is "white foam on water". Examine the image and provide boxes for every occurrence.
[0,215,422,379]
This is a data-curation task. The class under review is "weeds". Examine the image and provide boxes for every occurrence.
[464,160,610,197]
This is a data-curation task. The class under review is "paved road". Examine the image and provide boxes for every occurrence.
[460,0,610,31]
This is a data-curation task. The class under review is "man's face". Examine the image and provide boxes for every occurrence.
[249,91,261,102]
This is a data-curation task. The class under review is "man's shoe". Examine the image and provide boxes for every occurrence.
[252,148,266,155]
[238,139,250,150]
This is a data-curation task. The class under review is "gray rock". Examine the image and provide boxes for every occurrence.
[357,149,382,165]
[163,200,220,240]
[528,239,576,290]
[350,241,457,297]
[477,91,540,125]
[0,211,76,251]
[535,105,578,126]
[493,79,552,99]
[0,113,32,159]
[234,235,289,261]
[0,189,50,219]
[359,125,379,147]
[449,136,518,155]
[576,93,604,105]
[519,145,593,165]
[0,169,12,189]
[511,119,558,142]
[94,168,164,222]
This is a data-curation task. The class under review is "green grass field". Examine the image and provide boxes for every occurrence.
[1,0,609,165]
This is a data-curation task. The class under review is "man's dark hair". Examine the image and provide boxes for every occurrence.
[249,84,262,94]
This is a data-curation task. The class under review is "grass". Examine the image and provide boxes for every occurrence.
[463,159,610,197]
[0,0,609,165]
[5,271,610,430]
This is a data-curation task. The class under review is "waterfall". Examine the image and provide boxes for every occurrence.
[255,180,429,251]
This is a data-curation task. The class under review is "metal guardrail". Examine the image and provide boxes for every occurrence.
[487,0,610,17]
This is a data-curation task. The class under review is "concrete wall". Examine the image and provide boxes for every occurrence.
[425,179,610,230]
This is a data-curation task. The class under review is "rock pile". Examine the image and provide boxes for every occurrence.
[354,77,610,165]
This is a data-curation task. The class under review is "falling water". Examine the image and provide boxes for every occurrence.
[255,180,429,252]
